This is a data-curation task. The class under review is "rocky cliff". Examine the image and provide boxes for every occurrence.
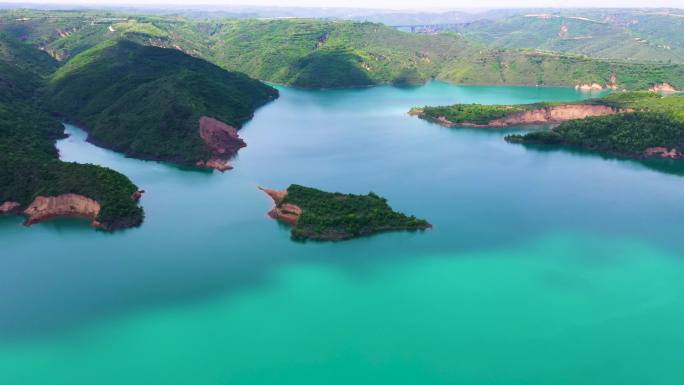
[23,194,102,228]
[196,116,247,172]
[259,187,302,226]
[486,105,625,127]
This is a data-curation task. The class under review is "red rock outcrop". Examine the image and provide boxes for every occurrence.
[131,190,145,202]
[197,116,247,172]
[259,187,302,226]
[23,194,102,228]
[412,104,627,128]
[486,105,625,127]
[644,147,683,159]
[0,201,20,214]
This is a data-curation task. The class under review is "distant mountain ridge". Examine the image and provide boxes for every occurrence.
[1,10,682,90]
[449,9,684,63]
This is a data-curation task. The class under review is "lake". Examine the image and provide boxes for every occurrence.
[1,81,683,384]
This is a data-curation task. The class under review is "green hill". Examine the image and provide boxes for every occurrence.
[0,34,143,230]
[452,11,684,63]
[46,39,278,167]
[2,11,683,90]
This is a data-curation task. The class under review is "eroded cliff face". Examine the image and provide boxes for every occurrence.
[644,147,684,159]
[0,201,20,214]
[649,83,679,93]
[413,104,627,128]
[575,83,605,91]
[259,187,302,226]
[487,105,625,127]
[197,116,247,172]
[23,194,102,228]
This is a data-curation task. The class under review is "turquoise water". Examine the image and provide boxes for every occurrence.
[2,81,684,384]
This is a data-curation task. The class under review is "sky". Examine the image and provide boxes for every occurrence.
[0,0,682,10]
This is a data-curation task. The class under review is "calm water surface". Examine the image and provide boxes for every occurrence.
[1,82,684,384]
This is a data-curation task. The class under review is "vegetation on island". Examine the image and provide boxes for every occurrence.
[45,39,278,166]
[278,184,431,241]
[0,34,143,230]
[2,10,683,90]
[415,103,553,125]
[505,93,684,159]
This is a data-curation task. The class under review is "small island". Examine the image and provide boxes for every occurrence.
[260,185,431,241]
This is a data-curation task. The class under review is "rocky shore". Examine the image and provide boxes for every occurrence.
[1,190,145,231]
[259,187,302,225]
[23,194,103,228]
[259,184,431,241]
[196,116,247,172]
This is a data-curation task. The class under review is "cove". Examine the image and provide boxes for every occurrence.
[1,81,684,385]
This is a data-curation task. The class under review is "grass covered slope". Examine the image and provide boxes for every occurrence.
[3,11,683,90]
[438,50,684,91]
[207,19,684,90]
[46,39,278,167]
[453,12,684,63]
[506,93,684,159]
[208,19,471,88]
[262,184,431,241]
[0,34,143,230]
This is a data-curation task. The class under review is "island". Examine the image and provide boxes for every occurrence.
[259,185,431,241]
[505,92,684,160]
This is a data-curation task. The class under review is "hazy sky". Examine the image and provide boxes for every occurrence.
[1,0,682,10]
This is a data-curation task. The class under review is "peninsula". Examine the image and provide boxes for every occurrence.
[260,185,431,241]
[0,34,144,230]
[505,92,684,160]
[46,39,278,171]
[410,91,683,128]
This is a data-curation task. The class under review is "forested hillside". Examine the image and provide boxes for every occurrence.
[0,34,144,230]
[46,39,278,167]
[452,10,684,63]
[2,11,683,90]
